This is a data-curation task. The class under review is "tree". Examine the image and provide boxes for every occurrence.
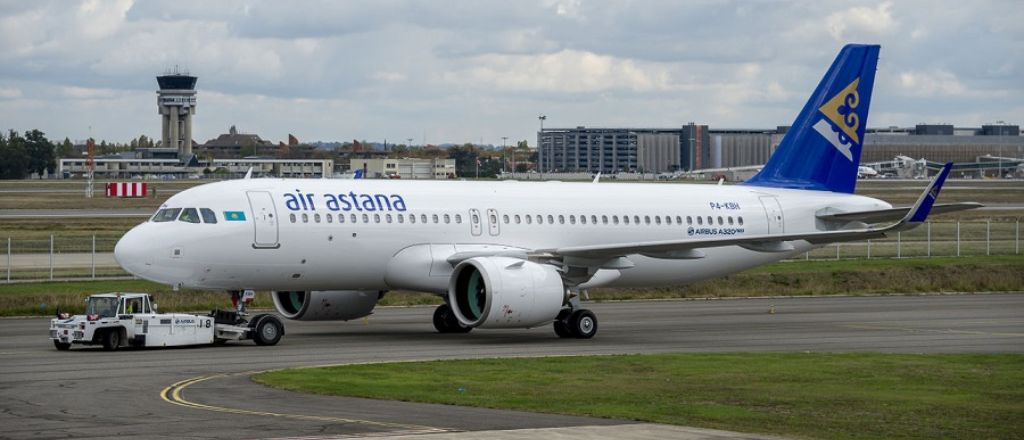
[0,130,30,179]
[57,137,74,158]
[24,129,56,177]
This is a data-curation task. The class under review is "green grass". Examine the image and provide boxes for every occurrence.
[590,255,1024,300]
[1,256,1021,316]
[254,353,1024,440]
[0,279,272,316]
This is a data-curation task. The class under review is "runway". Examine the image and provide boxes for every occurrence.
[0,294,1021,440]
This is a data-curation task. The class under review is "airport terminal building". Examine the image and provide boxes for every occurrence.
[539,123,1023,176]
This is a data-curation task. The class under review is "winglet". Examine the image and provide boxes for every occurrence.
[243,167,253,180]
[592,172,601,184]
[906,162,953,224]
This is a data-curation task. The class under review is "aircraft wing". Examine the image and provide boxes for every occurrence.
[815,202,982,223]
[543,163,956,260]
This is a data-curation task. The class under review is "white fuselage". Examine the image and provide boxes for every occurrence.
[114,179,891,293]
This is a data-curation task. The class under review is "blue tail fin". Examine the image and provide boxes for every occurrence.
[745,44,880,193]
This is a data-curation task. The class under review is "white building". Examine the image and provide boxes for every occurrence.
[348,158,456,179]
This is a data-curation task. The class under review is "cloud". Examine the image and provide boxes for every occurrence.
[449,50,674,93]
[826,2,897,40]
[0,87,21,99]
[0,0,1020,144]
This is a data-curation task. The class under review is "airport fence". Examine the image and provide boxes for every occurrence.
[1,219,1021,283]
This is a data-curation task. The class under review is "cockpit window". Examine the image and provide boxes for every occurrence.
[179,208,201,223]
[200,208,217,224]
[152,208,181,223]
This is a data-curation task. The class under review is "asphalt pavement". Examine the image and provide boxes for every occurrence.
[0,294,1021,440]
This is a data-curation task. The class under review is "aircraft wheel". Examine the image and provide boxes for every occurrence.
[433,304,472,334]
[553,309,572,338]
[53,340,71,351]
[252,315,284,346]
[569,309,598,339]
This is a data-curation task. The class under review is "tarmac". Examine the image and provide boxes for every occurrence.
[0,294,1021,440]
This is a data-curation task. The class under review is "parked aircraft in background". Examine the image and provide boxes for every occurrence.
[115,44,979,339]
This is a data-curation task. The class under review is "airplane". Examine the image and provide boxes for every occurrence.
[115,44,981,339]
[858,165,879,178]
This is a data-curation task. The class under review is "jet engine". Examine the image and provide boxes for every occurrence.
[271,290,381,321]
[447,257,565,329]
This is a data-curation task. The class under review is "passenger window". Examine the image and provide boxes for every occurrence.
[707,216,713,225]
[362,214,369,223]
[374,214,381,223]
[314,213,321,223]
[738,216,744,226]
[302,213,309,223]
[558,215,565,224]
[289,213,296,223]
[503,214,510,224]
[580,215,586,225]
[178,208,201,224]
[386,214,393,223]
[432,214,439,223]
[644,216,651,225]
[490,213,497,224]
[326,213,333,223]
[613,215,619,225]
[525,215,532,224]
[591,215,598,224]
[676,216,682,225]
[444,214,451,224]
[338,213,345,223]
[421,214,427,223]
[665,216,672,225]
[623,216,630,225]
[472,213,480,224]
[569,215,576,225]
[200,208,218,224]
[536,215,543,225]
[398,214,404,224]
[152,208,181,223]
[547,215,554,224]
[514,215,521,224]
[728,217,733,225]
[602,215,608,224]
[717,216,723,225]
[655,216,662,225]
[455,214,462,224]
[634,215,640,225]
[409,214,415,224]
[351,214,357,223]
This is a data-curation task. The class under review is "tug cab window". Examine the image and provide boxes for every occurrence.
[152,208,181,223]
[178,208,201,223]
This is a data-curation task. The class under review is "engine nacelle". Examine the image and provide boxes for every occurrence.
[272,290,380,321]
[447,257,565,329]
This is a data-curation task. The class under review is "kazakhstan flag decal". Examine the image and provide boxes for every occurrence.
[224,211,247,221]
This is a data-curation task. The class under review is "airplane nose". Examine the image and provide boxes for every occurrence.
[114,227,148,276]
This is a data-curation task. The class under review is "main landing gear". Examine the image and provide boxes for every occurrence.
[553,308,598,339]
[433,303,472,334]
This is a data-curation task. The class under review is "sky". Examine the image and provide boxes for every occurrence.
[0,0,1021,146]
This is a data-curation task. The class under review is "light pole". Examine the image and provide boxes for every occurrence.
[501,136,508,173]
[538,115,546,172]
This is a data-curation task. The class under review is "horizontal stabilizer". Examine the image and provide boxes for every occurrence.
[816,202,983,223]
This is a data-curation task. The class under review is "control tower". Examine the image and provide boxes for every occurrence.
[156,72,197,158]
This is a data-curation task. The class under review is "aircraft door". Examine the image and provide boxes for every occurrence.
[486,208,500,236]
[247,191,280,248]
[758,196,784,234]
[469,209,483,236]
